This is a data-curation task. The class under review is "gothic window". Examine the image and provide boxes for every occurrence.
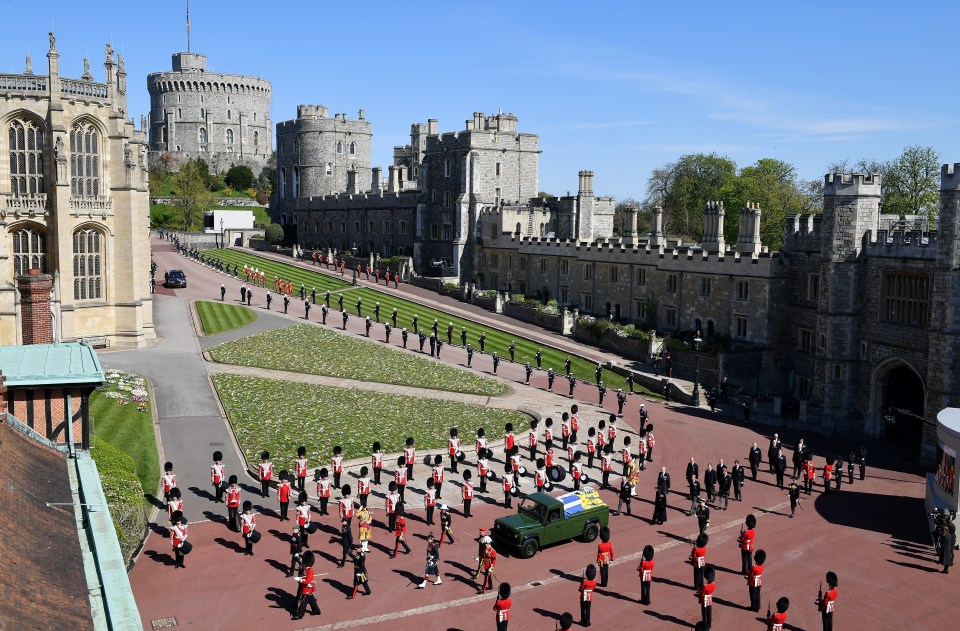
[349,141,356,155]
[515,222,521,235]
[444,158,450,177]
[227,110,232,121]
[226,129,234,147]
[337,141,343,154]
[73,228,104,300]
[292,166,300,197]
[11,227,46,277]
[8,118,44,195]
[199,127,208,150]
[177,108,181,119]
[70,121,100,197]
[200,108,205,118]
[326,162,333,175]
[253,131,259,154]
[279,167,286,199]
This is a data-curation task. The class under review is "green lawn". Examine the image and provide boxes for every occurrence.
[208,324,507,396]
[209,250,660,396]
[90,370,160,500]
[213,373,528,466]
[203,248,351,293]
[197,300,258,335]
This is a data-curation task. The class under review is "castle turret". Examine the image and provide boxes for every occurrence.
[650,205,664,249]
[702,201,726,253]
[736,202,762,257]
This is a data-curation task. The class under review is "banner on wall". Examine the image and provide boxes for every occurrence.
[936,440,956,496]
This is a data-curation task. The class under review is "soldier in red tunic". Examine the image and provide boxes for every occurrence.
[596,527,614,587]
[476,540,497,593]
[295,491,312,546]
[331,445,344,488]
[494,582,511,631]
[462,469,474,517]
[292,551,321,620]
[579,564,597,627]
[738,514,757,575]
[748,549,766,612]
[225,475,241,532]
[170,510,189,569]
[211,451,226,503]
[432,454,445,498]
[390,503,412,558]
[278,471,291,521]
[698,564,716,630]
[316,468,332,515]
[558,612,574,631]
[294,445,309,493]
[371,441,384,485]
[637,545,654,605]
[417,533,442,588]
[767,595,789,630]
[404,438,416,481]
[258,451,273,497]
[161,461,177,503]
[166,487,183,525]
[816,571,838,631]
[240,500,258,556]
[690,533,709,592]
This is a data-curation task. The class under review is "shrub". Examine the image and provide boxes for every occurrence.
[665,336,687,351]
[265,223,284,245]
[91,441,146,563]
[226,165,255,190]
[509,294,526,304]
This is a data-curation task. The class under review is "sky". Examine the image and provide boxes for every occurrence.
[3,1,956,199]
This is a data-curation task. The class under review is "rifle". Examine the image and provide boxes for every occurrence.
[815,580,823,607]
[766,598,771,620]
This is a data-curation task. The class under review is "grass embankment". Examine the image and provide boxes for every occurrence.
[213,374,528,467]
[208,324,507,396]
[203,248,351,294]
[196,300,258,335]
[204,249,659,396]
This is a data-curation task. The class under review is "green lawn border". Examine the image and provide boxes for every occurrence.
[196,299,258,336]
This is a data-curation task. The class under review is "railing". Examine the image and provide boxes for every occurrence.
[69,196,113,211]
[0,73,48,93]
[1,193,49,211]
[60,78,109,99]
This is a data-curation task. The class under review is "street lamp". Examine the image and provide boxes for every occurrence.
[220,217,225,249]
[692,330,703,407]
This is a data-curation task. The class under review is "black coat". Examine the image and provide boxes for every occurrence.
[749,448,762,466]
[732,465,745,485]
[704,469,717,489]
[686,462,699,481]
[657,472,671,494]
[776,455,788,473]
[941,531,955,567]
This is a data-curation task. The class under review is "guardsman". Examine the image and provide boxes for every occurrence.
[390,503,412,558]
[295,446,308,493]
[535,348,543,368]
[241,500,258,556]
[502,464,514,508]
[417,533,442,588]
[374,302,381,322]
[547,368,556,391]
[394,456,408,503]
[524,362,533,385]
[347,544,372,599]
[439,504,455,546]
[534,458,548,493]
[211,451,226,503]
[816,571,838,631]
[847,451,856,484]
[424,479,437,525]
[295,491,312,546]
[167,487,184,525]
[278,471,292,521]
[476,427,488,460]
[544,418,555,452]
[732,460,745,501]
[371,441,384,485]
[429,455,445,500]
[162,462,177,503]
[616,389,627,417]
[494,582,512,631]
[739,514,757,574]
[803,456,817,495]
[170,511,189,568]
[601,444,615,489]
[596,527,614,587]
[479,332,486,352]
[492,352,500,374]
[572,452,584,491]
[477,540,497,593]
[645,423,655,462]
[225,475,241,531]
[339,484,355,524]
[331,446,344,488]
[748,549,765,612]
[698,564,717,630]
[567,373,577,398]
[447,322,454,345]
[467,344,474,366]
[462,470,475,517]
[767,596,790,631]
[404,437,416,480]
[598,381,607,406]
[545,447,555,469]
[691,533,709,591]
[292,551,320,620]
[385,482,400,532]
[528,420,540,462]
[586,428,597,469]
[858,446,867,480]
[402,327,409,349]
[448,428,462,473]
[579,564,597,627]
[357,466,371,508]
[503,422,516,459]
[619,436,635,479]
[316,467,332,515]
[607,415,618,450]
[509,446,523,489]
[637,545,655,604]
[822,457,834,494]
[477,448,490,493]
[357,506,373,552]
[287,525,305,577]
[560,413,572,451]
[258,451,273,497]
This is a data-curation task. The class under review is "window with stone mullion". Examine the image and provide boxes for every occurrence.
[9,119,44,196]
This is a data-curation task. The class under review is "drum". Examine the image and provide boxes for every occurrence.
[510,486,520,497]
[180,541,193,555]
[544,480,553,491]
[547,465,566,483]
[580,472,590,484]
[306,522,319,534]
[517,466,527,476]
[486,470,496,480]
[456,451,466,462]
[250,530,262,544]
[423,456,433,466]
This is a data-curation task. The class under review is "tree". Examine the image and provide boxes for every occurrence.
[720,158,811,251]
[612,197,639,237]
[225,164,254,190]
[173,158,214,230]
[659,153,737,242]
[882,145,940,225]
[265,223,284,245]
[258,152,277,193]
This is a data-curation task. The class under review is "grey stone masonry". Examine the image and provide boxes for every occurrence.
[147,52,272,174]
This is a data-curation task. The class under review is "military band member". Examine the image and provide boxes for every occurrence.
[357,506,373,552]
[347,544,372,599]
[534,458,548,493]
[462,470,475,517]
[847,451,856,484]
[822,457,834,494]
[637,545,655,605]
[259,451,273,497]
[162,461,177,503]
[586,428,597,470]
[747,549,765,612]
[170,511,188,568]
[295,445,309,493]
[366,442,382,485]
[636,430,647,470]
[645,424,656,462]
[448,428,462,473]
[477,541,498,593]
[596,527,614,587]
[296,492,312,546]
[601,445,615,489]
[691,533,709,591]
[338,518,354,567]
[287,525,305,577]
[698,564,717,630]
[502,465,514,508]
[211,451,226,503]
[503,422,516,459]
[494,582,512,631]
[579,564,598,627]
[803,457,817,495]
[316,468,332,515]
[528,419,540,462]
[292,551,320,620]
[385,482,400,532]
[572,452,585,491]
[509,446,523,489]
[788,481,801,517]
[404,437,416,480]
[390,503,412,558]
[424,479,437,525]
[416,533,443,588]
[439,504,455,545]
[241,500,258,556]
[357,466,372,508]
[394,457,408,503]
[748,442,762,481]
[695,498,710,534]
[477,448,491,493]
[226,475,242,532]
[816,571,839,631]
[166,487,183,525]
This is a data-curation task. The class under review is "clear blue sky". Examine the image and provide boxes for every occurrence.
[4,1,955,199]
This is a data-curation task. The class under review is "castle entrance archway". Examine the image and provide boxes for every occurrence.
[872,360,925,456]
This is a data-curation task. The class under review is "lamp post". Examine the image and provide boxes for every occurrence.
[692,331,702,407]
[220,217,225,249]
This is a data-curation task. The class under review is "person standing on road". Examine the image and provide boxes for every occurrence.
[637,545,655,605]
[211,451,226,503]
[565,357,572,375]
[220,284,226,301]
[240,501,258,556]
[494,582,511,631]
[258,451,273,497]
[278,471,291,521]
[697,564,716,630]
[739,514,757,574]
[815,571,839,631]
[536,349,543,368]
[748,442,762,481]
[170,511,188,568]
[596,527,614,587]
[578,564,597,627]
[417,533,443,588]
[568,374,577,398]
[940,523,955,573]
[732,460,745,501]
[547,368,555,391]
[225,475,241,532]
[747,549,765,612]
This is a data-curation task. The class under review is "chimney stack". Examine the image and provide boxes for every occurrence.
[18,269,54,345]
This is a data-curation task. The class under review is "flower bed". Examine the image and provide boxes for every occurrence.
[213,374,528,466]
[208,324,508,396]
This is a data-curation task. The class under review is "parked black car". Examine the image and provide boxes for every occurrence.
[164,269,187,288]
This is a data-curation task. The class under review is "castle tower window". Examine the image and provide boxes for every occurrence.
[293,166,300,197]
[515,222,522,236]
[225,129,234,152]
[279,167,286,199]
[8,118,44,195]
[11,227,47,277]
[253,112,256,122]
[326,162,333,175]
[337,141,343,154]
[736,280,749,301]
[177,108,182,119]
[70,121,100,197]
[227,110,232,121]
[200,108,205,118]
[349,142,356,155]
[444,158,450,177]
[199,127,208,151]
[253,131,259,154]
[73,228,104,300]
[699,277,711,297]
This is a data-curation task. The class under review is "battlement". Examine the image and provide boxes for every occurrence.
[941,163,960,190]
[823,172,882,196]
[289,187,421,211]
[297,104,329,118]
[783,213,824,252]
[862,229,937,260]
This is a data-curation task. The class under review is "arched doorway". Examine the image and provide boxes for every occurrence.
[874,361,925,455]
[614,303,621,321]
